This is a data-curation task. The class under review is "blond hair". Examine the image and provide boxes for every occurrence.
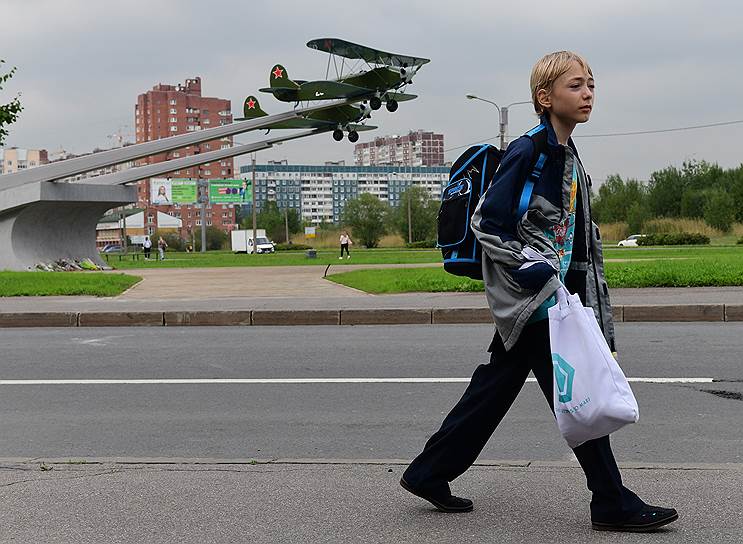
[530,51,593,115]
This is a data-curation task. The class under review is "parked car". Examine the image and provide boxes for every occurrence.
[101,244,124,253]
[617,234,646,247]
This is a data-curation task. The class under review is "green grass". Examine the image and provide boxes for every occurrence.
[104,248,442,269]
[0,271,141,297]
[328,267,483,294]
[327,250,743,293]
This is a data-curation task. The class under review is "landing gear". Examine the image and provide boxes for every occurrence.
[348,130,359,143]
[369,96,382,110]
[332,129,344,141]
[386,99,398,112]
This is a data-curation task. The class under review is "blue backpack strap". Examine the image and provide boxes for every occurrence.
[517,124,549,218]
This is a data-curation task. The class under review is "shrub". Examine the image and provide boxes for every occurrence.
[637,232,710,246]
[275,243,312,251]
[406,240,437,249]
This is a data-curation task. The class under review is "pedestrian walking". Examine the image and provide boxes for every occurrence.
[142,236,152,259]
[157,236,168,261]
[400,51,678,533]
[339,231,352,259]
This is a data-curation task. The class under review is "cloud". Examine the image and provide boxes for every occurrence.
[1,0,742,182]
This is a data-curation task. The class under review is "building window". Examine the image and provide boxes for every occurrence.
[169,99,177,105]
[196,220,202,226]
[169,108,177,114]
[170,126,177,132]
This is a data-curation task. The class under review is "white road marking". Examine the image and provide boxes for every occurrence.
[0,377,715,385]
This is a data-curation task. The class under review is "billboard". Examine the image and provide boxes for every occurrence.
[150,178,172,205]
[171,179,198,204]
[150,178,197,205]
[209,179,252,204]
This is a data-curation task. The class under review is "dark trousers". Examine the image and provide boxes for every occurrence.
[340,243,350,257]
[402,320,644,523]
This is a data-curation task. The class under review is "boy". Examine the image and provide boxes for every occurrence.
[400,51,678,532]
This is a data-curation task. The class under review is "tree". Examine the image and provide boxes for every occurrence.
[591,175,647,223]
[626,201,651,234]
[246,200,301,242]
[679,190,707,219]
[0,60,23,146]
[647,166,684,218]
[704,190,735,233]
[392,185,438,243]
[341,193,388,248]
[194,226,228,251]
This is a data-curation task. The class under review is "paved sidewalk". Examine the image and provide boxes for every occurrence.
[2,265,743,326]
[0,460,740,543]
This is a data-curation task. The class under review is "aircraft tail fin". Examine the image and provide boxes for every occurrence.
[240,95,267,119]
[269,64,298,89]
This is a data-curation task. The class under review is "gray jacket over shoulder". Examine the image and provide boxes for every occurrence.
[470,116,615,352]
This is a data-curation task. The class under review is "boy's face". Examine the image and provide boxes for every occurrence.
[541,60,595,124]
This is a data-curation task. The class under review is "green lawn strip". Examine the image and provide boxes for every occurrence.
[604,245,742,260]
[105,249,442,269]
[0,272,141,297]
[327,267,483,294]
[327,256,743,293]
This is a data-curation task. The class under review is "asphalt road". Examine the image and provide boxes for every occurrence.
[0,323,741,462]
[1,323,742,543]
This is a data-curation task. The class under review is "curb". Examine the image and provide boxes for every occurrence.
[1,304,742,327]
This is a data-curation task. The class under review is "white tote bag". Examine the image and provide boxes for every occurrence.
[548,284,639,448]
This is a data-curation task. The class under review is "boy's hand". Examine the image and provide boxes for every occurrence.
[507,261,556,290]
[506,246,558,290]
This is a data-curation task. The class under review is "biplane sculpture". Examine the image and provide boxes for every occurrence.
[259,38,429,113]
[236,95,376,142]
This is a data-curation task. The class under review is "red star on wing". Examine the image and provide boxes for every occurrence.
[246,98,256,109]
[272,66,284,79]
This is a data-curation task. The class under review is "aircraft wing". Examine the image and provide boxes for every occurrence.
[386,92,418,102]
[307,38,431,67]
[298,80,371,100]
[347,124,377,132]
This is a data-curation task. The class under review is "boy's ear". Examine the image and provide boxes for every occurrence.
[536,89,551,111]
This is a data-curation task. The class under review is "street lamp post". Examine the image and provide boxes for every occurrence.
[465,95,532,150]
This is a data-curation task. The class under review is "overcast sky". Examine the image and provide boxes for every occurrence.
[2,0,742,185]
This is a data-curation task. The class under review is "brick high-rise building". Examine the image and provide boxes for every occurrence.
[134,77,236,238]
[353,130,445,167]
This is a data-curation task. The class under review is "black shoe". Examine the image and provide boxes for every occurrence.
[400,477,473,513]
[592,505,679,532]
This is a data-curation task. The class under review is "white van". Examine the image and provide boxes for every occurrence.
[231,229,275,254]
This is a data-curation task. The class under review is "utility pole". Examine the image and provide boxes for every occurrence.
[121,210,128,255]
[407,188,412,244]
[251,154,257,254]
[199,179,207,253]
[466,95,531,150]
[284,206,289,243]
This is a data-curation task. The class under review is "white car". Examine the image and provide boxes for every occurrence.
[617,234,646,247]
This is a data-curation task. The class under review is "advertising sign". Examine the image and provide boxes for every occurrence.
[305,226,316,239]
[150,178,172,205]
[171,179,198,204]
[150,178,197,205]
[209,180,252,204]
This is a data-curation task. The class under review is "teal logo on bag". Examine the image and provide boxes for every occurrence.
[552,354,575,403]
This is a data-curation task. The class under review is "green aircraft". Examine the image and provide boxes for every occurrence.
[259,37,429,112]
[235,95,377,142]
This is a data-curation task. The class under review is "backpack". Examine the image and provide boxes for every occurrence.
[437,124,549,280]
